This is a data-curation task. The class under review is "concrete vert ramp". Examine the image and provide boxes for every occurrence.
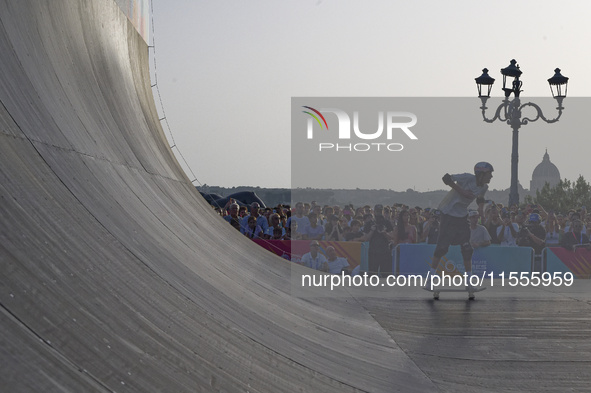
[0,1,435,391]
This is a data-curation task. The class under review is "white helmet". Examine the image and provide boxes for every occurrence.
[474,162,494,174]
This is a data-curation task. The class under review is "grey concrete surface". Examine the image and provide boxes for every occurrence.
[1,1,590,392]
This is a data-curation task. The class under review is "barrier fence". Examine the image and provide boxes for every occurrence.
[252,240,591,278]
[396,244,533,277]
[253,240,363,269]
[545,247,591,278]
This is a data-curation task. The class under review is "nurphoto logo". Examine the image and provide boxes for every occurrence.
[302,106,418,152]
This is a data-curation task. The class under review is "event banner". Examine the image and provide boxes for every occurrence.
[546,247,591,278]
[397,244,533,277]
[253,240,362,269]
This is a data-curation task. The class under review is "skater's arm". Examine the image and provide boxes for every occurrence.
[442,173,475,199]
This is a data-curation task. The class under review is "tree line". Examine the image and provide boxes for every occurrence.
[525,175,591,212]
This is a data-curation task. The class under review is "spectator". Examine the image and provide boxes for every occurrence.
[382,206,392,223]
[530,203,548,221]
[509,204,519,215]
[338,216,350,230]
[271,227,283,240]
[244,216,263,239]
[374,204,394,233]
[333,205,341,217]
[238,205,248,218]
[393,209,417,245]
[354,207,365,218]
[388,206,398,227]
[410,207,424,240]
[223,203,241,231]
[422,209,441,244]
[517,213,547,257]
[282,222,296,240]
[343,219,365,241]
[342,208,354,225]
[484,204,503,244]
[304,202,311,215]
[360,212,394,277]
[278,211,288,229]
[264,213,285,239]
[560,219,590,251]
[288,202,311,238]
[263,207,273,225]
[240,202,269,234]
[497,211,519,246]
[566,209,576,227]
[324,214,344,241]
[326,246,350,275]
[556,213,567,235]
[322,206,334,225]
[563,211,586,234]
[544,211,561,247]
[312,205,323,225]
[304,212,325,240]
[421,208,432,229]
[361,213,374,232]
[469,210,491,248]
[310,200,318,214]
[585,214,591,235]
[514,211,526,230]
[288,220,303,240]
[300,241,328,272]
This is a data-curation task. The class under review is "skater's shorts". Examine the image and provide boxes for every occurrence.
[434,213,471,258]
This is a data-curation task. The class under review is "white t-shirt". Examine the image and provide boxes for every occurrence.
[327,257,350,274]
[289,215,311,235]
[438,173,488,217]
[470,224,492,246]
[497,223,520,246]
[301,252,328,271]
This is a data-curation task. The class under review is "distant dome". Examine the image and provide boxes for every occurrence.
[530,150,560,192]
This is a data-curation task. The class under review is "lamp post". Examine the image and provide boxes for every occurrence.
[475,59,568,207]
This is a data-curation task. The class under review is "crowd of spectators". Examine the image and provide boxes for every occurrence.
[217,199,591,272]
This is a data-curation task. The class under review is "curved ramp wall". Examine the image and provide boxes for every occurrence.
[0,1,435,392]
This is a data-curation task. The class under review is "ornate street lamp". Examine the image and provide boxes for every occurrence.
[475,68,495,98]
[475,59,569,207]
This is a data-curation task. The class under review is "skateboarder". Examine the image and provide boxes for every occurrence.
[424,162,494,292]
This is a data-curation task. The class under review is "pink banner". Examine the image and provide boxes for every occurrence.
[252,240,362,268]
[547,247,591,278]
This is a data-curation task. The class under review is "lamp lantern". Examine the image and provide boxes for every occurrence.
[475,68,495,98]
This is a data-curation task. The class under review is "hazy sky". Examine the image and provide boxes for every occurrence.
[150,0,591,192]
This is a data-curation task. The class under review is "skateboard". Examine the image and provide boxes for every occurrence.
[423,287,486,300]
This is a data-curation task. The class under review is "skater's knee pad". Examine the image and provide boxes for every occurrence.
[461,242,473,260]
